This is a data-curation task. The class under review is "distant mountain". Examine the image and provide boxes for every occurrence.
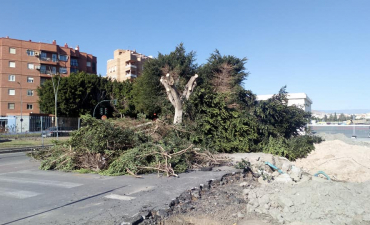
[313,109,370,114]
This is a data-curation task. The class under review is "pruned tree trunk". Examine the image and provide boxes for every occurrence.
[173,104,183,125]
[160,73,198,124]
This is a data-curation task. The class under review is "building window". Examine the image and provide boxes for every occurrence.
[87,62,91,67]
[28,63,34,69]
[92,63,96,72]
[27,50,35,56]
[71,58,78,66]
[9,61,16,68]
[52,54,57,62]
[41,52,47,58]
[71,68,79,73]
[8,103,15,110]
[59,67,67,74]
[52,66,57,74]
[8,75,16,82]
[27,104,33,110]
[40,65,47,74]
[59,55,68,61]
[27,90,34,96]
[8,89,15,95]
[41,77,48,85]
[27,77,34,83]
[9,47,16,54]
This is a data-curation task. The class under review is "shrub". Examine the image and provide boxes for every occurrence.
[261,135,323,161]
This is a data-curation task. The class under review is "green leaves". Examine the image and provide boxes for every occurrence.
[37,72,135,118]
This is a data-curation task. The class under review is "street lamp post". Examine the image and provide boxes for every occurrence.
[49,71,61,140]
[17,82,23,134]
[93,99,117,118]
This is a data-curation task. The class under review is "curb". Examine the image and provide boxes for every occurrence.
[0,145,52,154]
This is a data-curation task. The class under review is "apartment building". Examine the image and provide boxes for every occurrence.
[106,49,150,81]
[0,37,97,131]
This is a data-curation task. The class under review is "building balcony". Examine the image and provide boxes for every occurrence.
[125,73,137,78]
[125,64,137,69]
[40,57,58,64]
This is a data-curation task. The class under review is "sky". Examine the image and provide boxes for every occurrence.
[1,0,369,111]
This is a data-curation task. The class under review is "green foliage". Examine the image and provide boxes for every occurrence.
[137,113,147,121]
[31,44,323,176]
[235,159,251,169]
[69,115,147,154]
[37,72,108,117]
[106,80,136,117]
[188,88,259,153]
[38,145,77,171]
[37,72,135,118]
[261,135,323,161]
[254,86,311,139]
[105,141,193,176]
[132,43,197,119]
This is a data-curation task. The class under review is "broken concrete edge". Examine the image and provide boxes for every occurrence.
[120,170,248,225]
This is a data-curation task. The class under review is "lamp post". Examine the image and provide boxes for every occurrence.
[49,70,61,140]
[93,99,117,118]
[17,82,23,134]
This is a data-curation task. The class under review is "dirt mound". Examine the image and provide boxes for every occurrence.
[243,180,370,224]
[295,140,370,182]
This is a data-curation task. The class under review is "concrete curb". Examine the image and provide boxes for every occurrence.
[0,145,52,154]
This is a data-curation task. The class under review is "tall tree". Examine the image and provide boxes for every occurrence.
[38,72,110,117]
[254,86,311,139]
[132,43,198,120]
[106,79,135,118]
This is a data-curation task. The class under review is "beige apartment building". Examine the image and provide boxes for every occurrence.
[106,49,150,81]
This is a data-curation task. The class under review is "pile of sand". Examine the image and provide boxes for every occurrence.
[295,140,370,182]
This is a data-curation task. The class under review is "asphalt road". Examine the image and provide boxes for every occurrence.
[0,152,237,225]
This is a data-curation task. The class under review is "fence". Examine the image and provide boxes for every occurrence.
[29,116,79,132]
[0,115,80,135]
[308,125,370,138]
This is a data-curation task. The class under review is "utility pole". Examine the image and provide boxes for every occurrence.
[17,82,23,134]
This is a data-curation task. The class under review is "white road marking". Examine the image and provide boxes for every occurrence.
[0,187,41,199]
[104,194,136,201]
[0,177,83,188]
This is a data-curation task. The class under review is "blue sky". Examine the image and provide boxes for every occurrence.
[1,0,369,111]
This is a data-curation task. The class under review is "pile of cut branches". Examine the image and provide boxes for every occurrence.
[105,143,229,177]
[30,115,227,176]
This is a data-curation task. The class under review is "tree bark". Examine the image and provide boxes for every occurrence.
[160,73,198,125]
[173,103,183,124]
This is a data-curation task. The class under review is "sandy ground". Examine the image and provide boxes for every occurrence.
[295,140,370,182]
[163,135,370,225]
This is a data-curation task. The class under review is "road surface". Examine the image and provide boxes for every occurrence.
[0,152,236,225]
